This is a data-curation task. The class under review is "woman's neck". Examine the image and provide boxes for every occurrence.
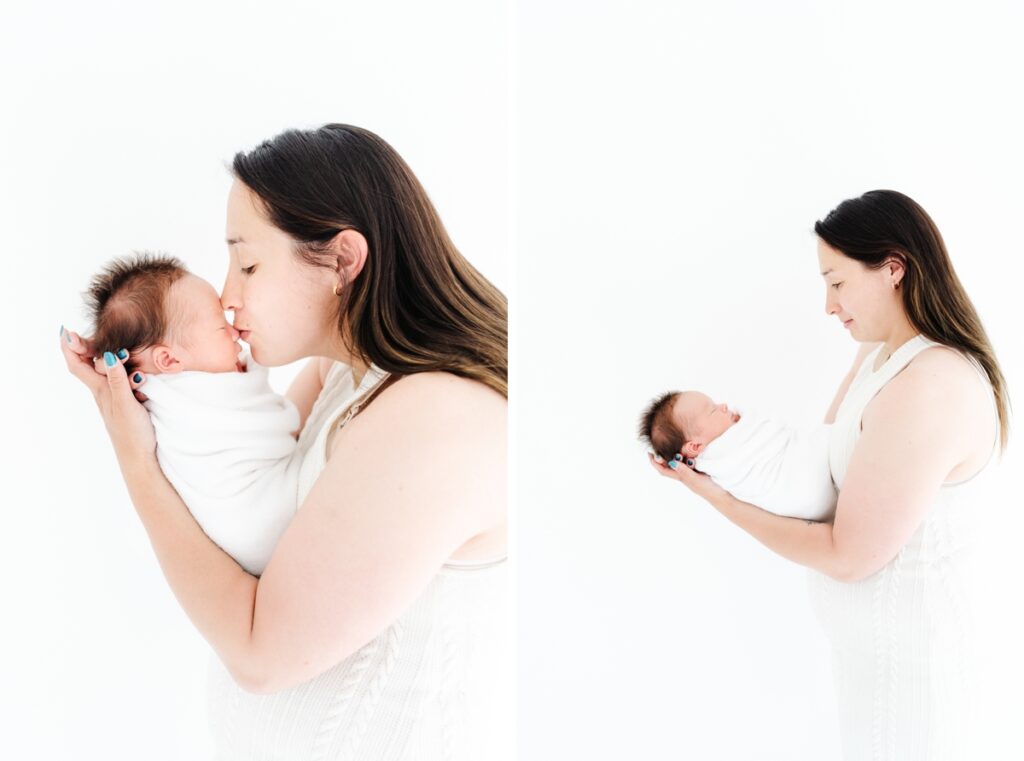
[879,317,920,364]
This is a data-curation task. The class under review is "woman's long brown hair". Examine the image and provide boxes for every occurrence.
[232,124,507,397]
[815,189,1010,452]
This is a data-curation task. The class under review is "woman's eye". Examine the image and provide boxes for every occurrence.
[241,265,256,275]
[831,282,843,290]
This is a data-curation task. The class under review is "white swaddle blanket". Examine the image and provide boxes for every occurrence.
[141,349,300,576]
[694,406,837,521]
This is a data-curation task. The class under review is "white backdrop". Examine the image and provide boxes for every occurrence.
[517,1,1023,759]
[2,1,510,758]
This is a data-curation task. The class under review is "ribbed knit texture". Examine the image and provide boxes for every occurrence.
[807,335,997,760]
[206,361,509,760]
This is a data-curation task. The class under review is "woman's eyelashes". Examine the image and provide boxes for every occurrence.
[241,265,256,275]
[831,282,843,290]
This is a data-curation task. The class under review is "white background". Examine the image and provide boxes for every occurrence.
[1,1,510,758]
[517,1,1023,759]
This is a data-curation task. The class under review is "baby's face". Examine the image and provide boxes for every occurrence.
[164,273,243,373]
[673,391,740,446]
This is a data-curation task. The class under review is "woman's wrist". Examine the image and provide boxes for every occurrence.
[114,447,160,488]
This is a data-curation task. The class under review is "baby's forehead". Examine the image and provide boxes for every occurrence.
[171,273,220,307]
[676,390,710,409]
[167,273,224,327]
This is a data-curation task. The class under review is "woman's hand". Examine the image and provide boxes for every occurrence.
[60,327,155,462]
[648,451,731,506]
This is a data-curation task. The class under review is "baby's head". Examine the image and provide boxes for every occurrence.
[638,390,740,463]
[84,252,243,376]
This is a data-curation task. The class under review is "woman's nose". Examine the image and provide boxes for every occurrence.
[221,272,241,312]
[825,291,839,316]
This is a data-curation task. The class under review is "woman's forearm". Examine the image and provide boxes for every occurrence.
[708,492,848,580]
[117,452,260,684]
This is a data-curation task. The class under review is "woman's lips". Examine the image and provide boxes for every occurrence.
[238,330,251,340]
[843,319,853,329]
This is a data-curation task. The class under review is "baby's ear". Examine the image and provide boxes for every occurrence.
[152,345,184,374]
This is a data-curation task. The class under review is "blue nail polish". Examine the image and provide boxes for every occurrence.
[65,330,72,344]
[117,348,128,359]
[103,351,116,367]
[686,458,695,467]
[59,324,64,336]
[668,460,679,470]
[673,453,683,461]
[133,373,142,383]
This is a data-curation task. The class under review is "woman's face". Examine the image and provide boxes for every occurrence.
[817,238,903,342]
[220,180,340,367]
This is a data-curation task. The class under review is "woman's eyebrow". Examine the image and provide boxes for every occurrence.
[226,237,245,245]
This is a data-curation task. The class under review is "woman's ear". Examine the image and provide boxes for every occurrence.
[885,253,907,287]
[329,229,369,286]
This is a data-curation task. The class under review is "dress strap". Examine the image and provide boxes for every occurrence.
[342,372,403,427]
[322,369,402,459]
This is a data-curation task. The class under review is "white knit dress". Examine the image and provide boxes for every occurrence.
[807,335,999,760]
[205,361,509,760]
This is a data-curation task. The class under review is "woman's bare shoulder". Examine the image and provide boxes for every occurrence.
[348,371,505,442]
[907,344,980,381]
[386,371,505,411]
[880,344,985,416]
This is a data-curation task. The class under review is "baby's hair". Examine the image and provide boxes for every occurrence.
[83,251,189,376]
[638,391,689,463]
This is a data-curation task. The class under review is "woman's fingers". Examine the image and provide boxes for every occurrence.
[60,327,105,395]
[61,328,148,398]
[648,452,678,479]
[648,451,697,482]
[98,348,138,400]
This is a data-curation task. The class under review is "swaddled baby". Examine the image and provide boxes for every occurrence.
[639,390,837,521]
[84,251,300,575]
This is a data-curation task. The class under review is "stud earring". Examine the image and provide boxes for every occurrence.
[333,282,343,296]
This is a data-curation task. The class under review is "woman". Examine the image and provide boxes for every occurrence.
[651,190,1009,760]
[61,124,508,760]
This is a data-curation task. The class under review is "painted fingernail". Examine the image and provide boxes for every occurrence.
[673,453,683,461]
[668,460,679,470]
[65,330,72,344]
[117,348,128,359]
[133,373,143,383]
[103,351,116,367]
[686,458,695,467]
[59,324,64,337]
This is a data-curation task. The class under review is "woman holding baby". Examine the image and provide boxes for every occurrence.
[651,190,1009,760]
[61,124,507,760]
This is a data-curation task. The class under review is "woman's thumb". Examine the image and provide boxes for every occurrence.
[101,349,131,394]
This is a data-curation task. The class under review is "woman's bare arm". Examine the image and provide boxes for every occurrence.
[284,357,331,438]
[247,372,506,692]
[671,348,974,581]
[107,369,504,693]
[824,341,880,424]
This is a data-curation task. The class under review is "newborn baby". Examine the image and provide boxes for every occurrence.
[639,390,837,522]
[84,251,300,575]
